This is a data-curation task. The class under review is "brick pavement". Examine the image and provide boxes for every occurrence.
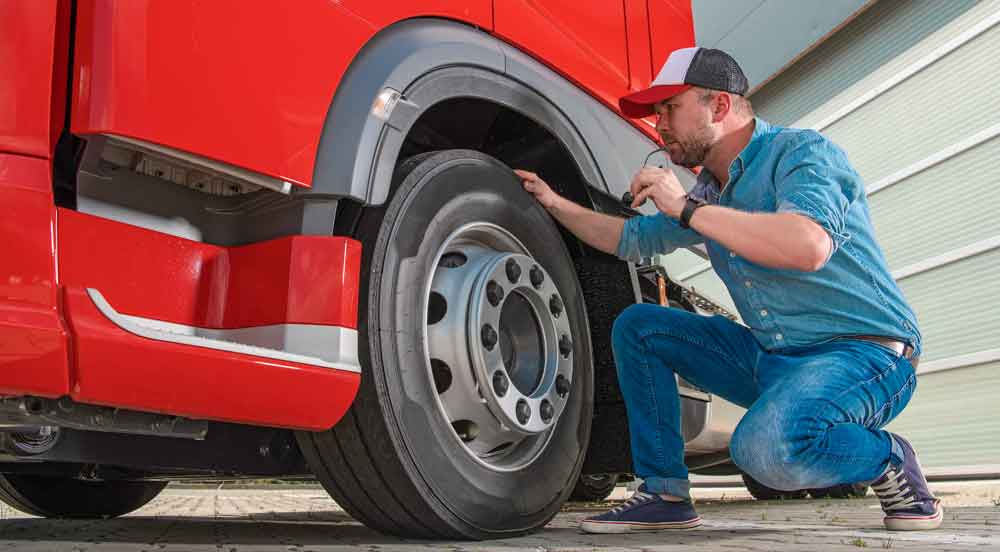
[0,481,996,551]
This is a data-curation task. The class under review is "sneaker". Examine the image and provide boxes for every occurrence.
[580,485,702,534]
[871,433,943,531]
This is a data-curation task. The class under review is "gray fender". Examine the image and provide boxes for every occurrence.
[309,18,679,206]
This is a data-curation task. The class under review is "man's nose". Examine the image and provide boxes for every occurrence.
[656,113,670,134]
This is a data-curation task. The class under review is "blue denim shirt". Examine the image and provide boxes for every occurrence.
[616,118,921,354]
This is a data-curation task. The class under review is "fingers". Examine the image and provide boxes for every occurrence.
[631,185,654,209]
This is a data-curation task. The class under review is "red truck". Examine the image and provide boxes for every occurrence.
[0,0,741,539]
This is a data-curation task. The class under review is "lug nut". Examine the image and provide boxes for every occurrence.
[481,324,498,351]
[516,399,531,425]
[529,265,544,288]
[556,374,571,397]
[559,335,572,358]
[540,399,554,423]
[492,371,509,397]
[506,259,521,283]
[549,294,563,318]
[486,280,504,307]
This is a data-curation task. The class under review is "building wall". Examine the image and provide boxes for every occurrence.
[664,0,1000,472]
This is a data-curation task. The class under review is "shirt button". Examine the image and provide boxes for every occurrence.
[760,309,768,317]
[744,280,753,288]
[775,333,784,341]
[729,252,736,258]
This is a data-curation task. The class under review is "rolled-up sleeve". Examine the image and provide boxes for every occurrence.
[775,131,862,264]
[615,212,704,262]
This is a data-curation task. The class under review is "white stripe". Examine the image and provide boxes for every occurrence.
[804,8,1000,131]
[916,348,1000,375]
[87,288,361,373]
[867,122,1000,196]
[653,47,700,86]
[892,235,1000,280]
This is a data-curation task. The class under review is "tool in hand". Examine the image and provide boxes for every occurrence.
[621,146,668,208]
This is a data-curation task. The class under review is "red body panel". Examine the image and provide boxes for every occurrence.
[0,155,70,397]
[56,209,362,428]
[58,210,361,329]
[0,0,70,159]
[494,1,631,111]
[70,0,492,188]
[63,286,359,429]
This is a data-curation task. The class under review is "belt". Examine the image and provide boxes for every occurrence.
[841,335,920,369]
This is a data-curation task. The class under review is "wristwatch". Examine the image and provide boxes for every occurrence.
[679,195,706,229]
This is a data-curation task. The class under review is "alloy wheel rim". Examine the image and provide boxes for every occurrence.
[422,223,573,471]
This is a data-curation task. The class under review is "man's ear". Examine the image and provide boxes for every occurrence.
[713,93,732,123]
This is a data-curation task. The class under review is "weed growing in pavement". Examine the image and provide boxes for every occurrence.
[847,537,868,547]
[830,515,846,523]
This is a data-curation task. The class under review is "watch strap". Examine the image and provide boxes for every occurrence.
[679,196,705,229]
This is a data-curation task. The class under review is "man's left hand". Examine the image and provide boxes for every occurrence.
[629,167,688,218]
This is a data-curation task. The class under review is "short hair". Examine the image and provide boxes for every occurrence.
[696,87,754,116]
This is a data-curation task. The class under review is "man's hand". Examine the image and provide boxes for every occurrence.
[629,167,687,218]
[513,169,561,210]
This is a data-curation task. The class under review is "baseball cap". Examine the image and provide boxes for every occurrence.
[620,47,749,118]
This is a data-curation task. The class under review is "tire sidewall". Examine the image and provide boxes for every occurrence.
[364,150,593,534]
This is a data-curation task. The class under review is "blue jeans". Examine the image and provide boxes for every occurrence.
[612,304,917,500]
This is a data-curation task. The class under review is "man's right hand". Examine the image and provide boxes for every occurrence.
[513,169,561,210]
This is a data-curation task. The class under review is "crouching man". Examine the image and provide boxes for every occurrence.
[514,47,941,534]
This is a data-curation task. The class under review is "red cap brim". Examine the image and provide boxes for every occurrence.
[619,84,691,118]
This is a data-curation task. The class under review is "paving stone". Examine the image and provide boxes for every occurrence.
[0,482,996,550]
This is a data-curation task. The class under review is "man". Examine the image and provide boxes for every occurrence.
[514,47,942,534]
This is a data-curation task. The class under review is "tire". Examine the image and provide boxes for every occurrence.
[0,473,166,518]
[809,482,869,499]
[570,473,619,502]
[297,150,594,539]
[741,473,808,500]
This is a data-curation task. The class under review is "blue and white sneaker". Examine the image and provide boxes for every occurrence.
[871,434,943,531]
[580,485,702,534]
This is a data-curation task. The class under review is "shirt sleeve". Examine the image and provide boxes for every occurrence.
[774,131,862,266]
[615,212,705,262]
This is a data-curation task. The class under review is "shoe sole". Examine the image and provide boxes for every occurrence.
[580,517,702,534]
[884,502,944,531]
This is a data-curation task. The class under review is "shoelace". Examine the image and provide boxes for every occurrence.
[610,490,656,514]
[871,468,918,511]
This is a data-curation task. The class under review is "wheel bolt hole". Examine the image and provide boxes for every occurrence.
[540,399,554,423]
[549,294,563,318]
[559,334,572,358]
[555,374,571,397]
[439,252,467,268]
[431,359,452,394]
[486,280,504,307]
[505,259,521,283]
[492,371,509,397]
[529,265,544,289]
[515,400,531,425]
[481,324,498,351]
[451,420,479,442]
[427,292,447,325]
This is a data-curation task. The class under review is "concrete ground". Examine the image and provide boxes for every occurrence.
[0,481,996,551]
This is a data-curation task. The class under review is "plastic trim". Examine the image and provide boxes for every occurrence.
[87,288,360,373]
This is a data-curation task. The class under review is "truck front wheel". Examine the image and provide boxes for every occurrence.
[297,150,594,539]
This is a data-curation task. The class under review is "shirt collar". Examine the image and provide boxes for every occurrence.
[730,117,769,176]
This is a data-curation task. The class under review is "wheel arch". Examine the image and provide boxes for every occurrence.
[308,18,664,210]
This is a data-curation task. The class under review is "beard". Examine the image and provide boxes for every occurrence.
[663,124,715,168]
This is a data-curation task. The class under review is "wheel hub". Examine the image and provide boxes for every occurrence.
[424,224,573,469]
